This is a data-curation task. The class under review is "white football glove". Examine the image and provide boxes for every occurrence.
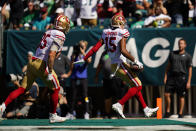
[73,59,85,64]
[47,73,53,81]
[134,60,143,69]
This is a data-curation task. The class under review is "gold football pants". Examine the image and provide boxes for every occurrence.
[21,58,60,90]
[111,62,142,87]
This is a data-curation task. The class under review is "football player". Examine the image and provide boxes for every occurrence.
[0,15,70,123]
[74,15,159,118]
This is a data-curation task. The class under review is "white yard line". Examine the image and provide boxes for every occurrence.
[167,118,196,124]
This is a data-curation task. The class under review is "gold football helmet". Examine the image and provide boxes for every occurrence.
[111,15,126,28]
[55,15,70,34]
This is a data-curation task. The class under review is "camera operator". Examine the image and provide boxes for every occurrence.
[8,51,36,87]
[7,51,34,85]
[68,40,91,119]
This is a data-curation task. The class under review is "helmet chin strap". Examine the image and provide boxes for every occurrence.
[111,24,124,29]
[55,27,67,34]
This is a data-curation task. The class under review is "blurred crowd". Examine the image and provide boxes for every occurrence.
[0,0,196,30]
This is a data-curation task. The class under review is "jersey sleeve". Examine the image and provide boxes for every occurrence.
[50,32,66,52]
[50,42,61,52]
[187,54,193,67]
[120,29,130,38]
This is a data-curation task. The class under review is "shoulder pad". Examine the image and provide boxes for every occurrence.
[120,29,130,38]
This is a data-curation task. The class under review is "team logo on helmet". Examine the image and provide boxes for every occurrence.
[55,15,70,34]
[111,15,126,28]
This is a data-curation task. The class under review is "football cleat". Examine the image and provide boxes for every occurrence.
[49,113,66,123]
[0,103,6,118]
[144,107,159,117]
[84,112,90,120]
[112,102,126,119]
[65,113,76,120]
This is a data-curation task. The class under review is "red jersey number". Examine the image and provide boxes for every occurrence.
[105,37,116,52]
[39,33,51,49]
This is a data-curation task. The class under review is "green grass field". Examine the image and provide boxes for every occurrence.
[0,118,196,130]
[0,118,195,126]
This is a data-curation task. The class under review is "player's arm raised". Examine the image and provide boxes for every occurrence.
[83,39,104,61]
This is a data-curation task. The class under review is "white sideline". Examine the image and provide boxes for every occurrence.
[0,125,195,131]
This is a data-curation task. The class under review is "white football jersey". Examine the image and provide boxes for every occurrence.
[101,28,130,64]
[35,29,65,62]
[79,0,98,19]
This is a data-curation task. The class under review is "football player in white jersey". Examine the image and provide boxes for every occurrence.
[0,15,70,123]
[75,15,159,118]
